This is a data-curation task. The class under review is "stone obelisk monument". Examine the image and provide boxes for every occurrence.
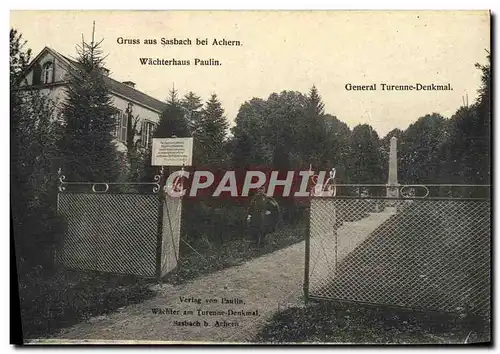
[386,136,399,198]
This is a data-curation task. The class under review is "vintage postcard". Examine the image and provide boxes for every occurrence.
[10,10,491,345]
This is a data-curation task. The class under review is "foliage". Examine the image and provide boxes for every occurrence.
[398,113,447,184]
[18,268,156,338]
[231,98,271,167]
[323,114,352,182]
[182,93,230,245]
[193,93,229,167]
[395,55,490,190]
[231,87,349,173]
[181,91,203,133]
[58,35,121,182]
[154,88,191,139]
[347,124,383,184]
[124,104,145,183]
[10,28,62,268]
[302,85,328,167]
[10,29,31,86]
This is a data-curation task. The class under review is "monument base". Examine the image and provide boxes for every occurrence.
[386,184,400,198]
[386,185,400,212]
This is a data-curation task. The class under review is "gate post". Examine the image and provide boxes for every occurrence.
[303,205,311,304]
[54,167,65,267]
[155,166,166,281]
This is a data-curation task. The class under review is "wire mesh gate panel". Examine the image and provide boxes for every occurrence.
[57,193,161,277]
[56,179,183,278]
[307,197,491,317]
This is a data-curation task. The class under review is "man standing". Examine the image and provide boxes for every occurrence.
[246,186,279,247]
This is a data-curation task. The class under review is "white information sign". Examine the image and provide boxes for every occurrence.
[152,137,193,166]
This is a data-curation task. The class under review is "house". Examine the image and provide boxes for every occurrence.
[19,46,167,150]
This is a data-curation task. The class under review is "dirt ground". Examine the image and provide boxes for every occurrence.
[42,240,306,343]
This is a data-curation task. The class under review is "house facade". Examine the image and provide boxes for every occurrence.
[20,46,167,151]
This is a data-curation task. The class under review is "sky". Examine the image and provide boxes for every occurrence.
[10,10,490,137]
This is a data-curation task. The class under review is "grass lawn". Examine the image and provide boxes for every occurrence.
[255,300,491,344]
[17,266,157,339]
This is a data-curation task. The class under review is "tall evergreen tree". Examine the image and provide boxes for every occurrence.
[193,94,229,166]
[166,84,180,106]
[181,91,203,133]
[124,103,144,182]
[58,31,120,182]
[303,85,328,168]
[154,88,190,138]
[307,85,325,116]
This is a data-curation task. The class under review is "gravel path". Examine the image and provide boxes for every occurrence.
[48,240,307,343]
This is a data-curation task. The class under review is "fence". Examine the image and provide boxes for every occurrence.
[305,185,491,318]
[55,172,182,278]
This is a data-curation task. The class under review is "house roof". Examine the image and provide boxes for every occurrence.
[29,47,168,114]
[103,75,167,113]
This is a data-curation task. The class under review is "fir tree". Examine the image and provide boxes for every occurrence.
[303,85,328,168]
[154,87,190,138]
[307,85,325,116]
[181,91,203,133]
[124,103,143,182]
[166,84,180,106]
[10,28,31,87]
[58,28,120,182]
[194,94,229,166]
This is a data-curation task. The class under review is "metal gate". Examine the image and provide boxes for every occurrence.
[55,171,182,278]
[305,185,491,318]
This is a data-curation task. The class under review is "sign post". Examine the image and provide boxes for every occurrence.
[152,137,193,195]
[151,137,193,280]
[151,137,193,167]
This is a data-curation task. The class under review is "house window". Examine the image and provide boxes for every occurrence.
[142,121,155,147]
[42,61,54,84]
[114,110,128,142]
[32,64,42,85]
[120,112,128,142]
